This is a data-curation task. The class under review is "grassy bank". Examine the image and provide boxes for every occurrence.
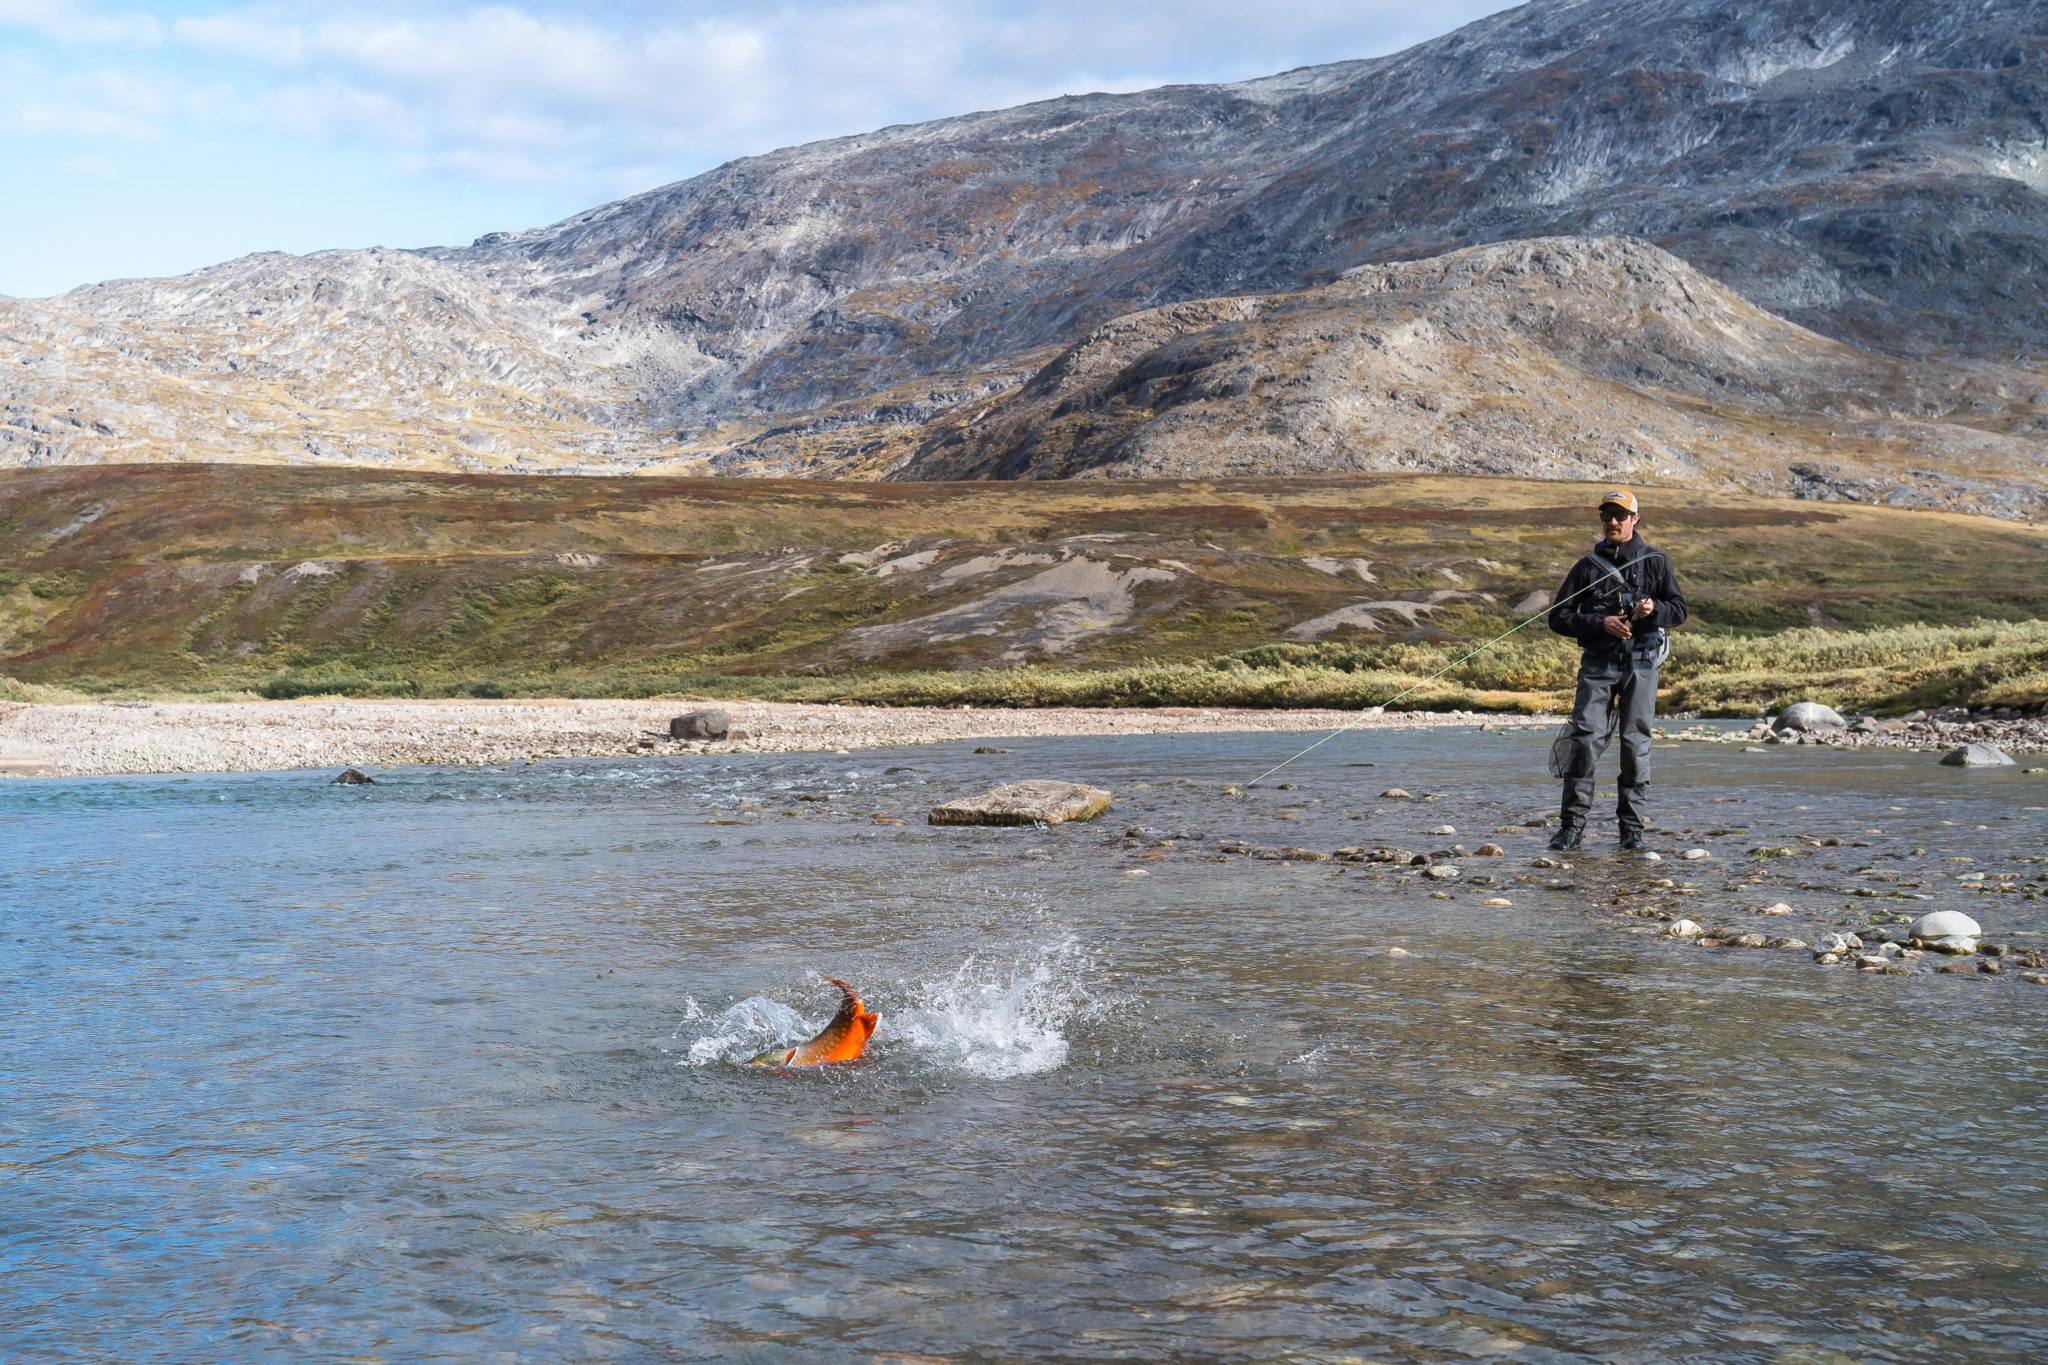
[11,619,2047,716]
[5,465,2047,713]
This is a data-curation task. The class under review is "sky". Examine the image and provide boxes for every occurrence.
[0,0,1520,298]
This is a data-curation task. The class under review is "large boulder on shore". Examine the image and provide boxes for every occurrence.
[1773,702,1846,732]
[670,709,730,740]
[929,781,1112,826]
[1939,743,2014,767]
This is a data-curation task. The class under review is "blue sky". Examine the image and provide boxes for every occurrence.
[1,0,1518,298]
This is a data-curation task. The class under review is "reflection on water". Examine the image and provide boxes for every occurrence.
[3,729,2046,1362]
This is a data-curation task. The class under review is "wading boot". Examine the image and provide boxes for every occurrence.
[1617,829,1646,851]
[1548,826,1584,852]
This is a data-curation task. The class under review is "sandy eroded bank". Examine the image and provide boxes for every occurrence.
[0,699,1561,778]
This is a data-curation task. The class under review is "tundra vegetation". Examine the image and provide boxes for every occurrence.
[5,465,2047,715]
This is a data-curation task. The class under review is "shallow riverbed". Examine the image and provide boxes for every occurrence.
[4,727,2045,1362]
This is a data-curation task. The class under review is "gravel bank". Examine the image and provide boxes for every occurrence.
[0,700,1558,779]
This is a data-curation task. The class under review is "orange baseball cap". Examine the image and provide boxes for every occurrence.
[1597,488,1639,515]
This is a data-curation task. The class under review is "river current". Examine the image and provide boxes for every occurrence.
[4,727,2045,1362]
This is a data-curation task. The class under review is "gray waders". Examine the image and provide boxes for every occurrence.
[1557,653,1658,835]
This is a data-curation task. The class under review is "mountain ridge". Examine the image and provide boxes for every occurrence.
[4,0,2048,511]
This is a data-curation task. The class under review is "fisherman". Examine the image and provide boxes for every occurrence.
[1544,489,1687,851]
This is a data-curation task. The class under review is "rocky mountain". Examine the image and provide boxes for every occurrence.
[4,0,2048,510]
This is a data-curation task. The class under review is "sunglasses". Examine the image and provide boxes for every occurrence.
[1598,508,1635,522]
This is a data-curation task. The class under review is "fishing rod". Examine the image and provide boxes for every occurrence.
[1232,549,1670,791]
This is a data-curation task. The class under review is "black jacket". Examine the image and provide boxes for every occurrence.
[1547,535,1687,662]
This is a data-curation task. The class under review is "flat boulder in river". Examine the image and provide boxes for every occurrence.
[1939,743,2014,767]
[929,781,1112,826]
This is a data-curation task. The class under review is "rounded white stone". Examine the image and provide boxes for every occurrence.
[1911,910,1980,940]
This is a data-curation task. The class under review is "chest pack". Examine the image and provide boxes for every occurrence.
[1580,548,1672,667]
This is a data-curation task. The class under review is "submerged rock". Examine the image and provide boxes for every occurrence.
[1939,743,2014,767]
[330,767,376,785]
[929,780,1112,826]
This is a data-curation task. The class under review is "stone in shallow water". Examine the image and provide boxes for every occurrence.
[1939,743,2014,767]
[929,780,1112,826]
[330,767,375,785]
[1910,910,1981,941]
[1380,788,1411,799]
[1683,848,1711,860]
[1666,919,1703,938]
[1774,702,1847,732]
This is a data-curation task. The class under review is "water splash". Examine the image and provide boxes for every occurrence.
[681,936,1102,1077]
[889,941,1093,1078]
[684,996,813,1067]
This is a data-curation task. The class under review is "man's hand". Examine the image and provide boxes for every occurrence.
[1632,597,1656,622]
[1603,615,1633,639]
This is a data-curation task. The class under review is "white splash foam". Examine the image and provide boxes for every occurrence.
[684,996,813,1067]
[889,954,1079,1079]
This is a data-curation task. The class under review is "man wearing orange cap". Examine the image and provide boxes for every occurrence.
[1544,488,1688,851]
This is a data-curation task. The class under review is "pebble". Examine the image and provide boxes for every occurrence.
[1382,947,1412,958]
[1758,902,1795,916]
[1769,937,1809,950]
[1816,932,1863,954]
[1121,869,1149,877]
[1482,897,1513,907]
[1381,788,1412,799]
[1732,933,1771,948]
[1473,843,1505,856]
[1927,934,1979,955]
[1683,848,1710,860]
[1910,910,1980,940]
[1425,824,1456,835]
[1665,919,1704,938]
[1423,864,1460,881]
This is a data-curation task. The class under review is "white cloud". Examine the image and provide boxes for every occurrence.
[0,0,1517,290]
[144,0,1517,187]
[0,0,160,44]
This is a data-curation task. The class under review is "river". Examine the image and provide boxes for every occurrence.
[4,727,2044,1361]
